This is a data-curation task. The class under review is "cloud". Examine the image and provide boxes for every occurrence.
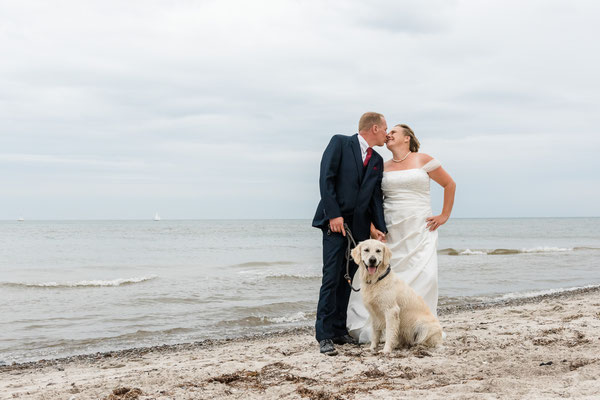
[349,0,458,34]
[0,0,599,218]
[0,153,155,169]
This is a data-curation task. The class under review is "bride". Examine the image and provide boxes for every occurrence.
[347,123,456,343]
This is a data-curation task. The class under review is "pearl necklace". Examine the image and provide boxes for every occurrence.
[392,151,411,163]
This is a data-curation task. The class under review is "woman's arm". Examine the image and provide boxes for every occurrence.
[426,166,456,231]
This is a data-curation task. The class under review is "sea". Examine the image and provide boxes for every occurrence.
[1,218,599,364]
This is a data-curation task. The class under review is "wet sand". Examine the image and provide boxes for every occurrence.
[2,287,600,399]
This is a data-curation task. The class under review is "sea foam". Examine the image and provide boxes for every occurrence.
[1,276,157,289]
[439,246,575,256]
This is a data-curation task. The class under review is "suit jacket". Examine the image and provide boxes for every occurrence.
[312,134,387,241]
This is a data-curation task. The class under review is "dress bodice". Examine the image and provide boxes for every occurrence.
[382,159,441,211]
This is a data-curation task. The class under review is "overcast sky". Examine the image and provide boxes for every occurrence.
[1,0,599,219]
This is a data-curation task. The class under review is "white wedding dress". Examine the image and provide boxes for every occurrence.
[347,158,442,343]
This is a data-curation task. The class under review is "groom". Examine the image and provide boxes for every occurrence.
[312,112,388,355]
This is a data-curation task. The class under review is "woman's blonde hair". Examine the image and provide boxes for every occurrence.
[396,124,420,152]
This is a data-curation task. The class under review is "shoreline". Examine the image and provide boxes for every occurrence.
[437,283,600,314]
[2,285,599,399]
[3,284,599,372]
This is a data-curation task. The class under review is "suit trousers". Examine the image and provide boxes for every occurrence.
[315,227,358,342]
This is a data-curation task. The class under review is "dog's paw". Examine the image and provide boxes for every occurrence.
[368,345,378,352]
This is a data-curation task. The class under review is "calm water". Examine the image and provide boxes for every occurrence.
[1,218,599,363]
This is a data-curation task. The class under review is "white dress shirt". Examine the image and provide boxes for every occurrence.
[357,134,370,162]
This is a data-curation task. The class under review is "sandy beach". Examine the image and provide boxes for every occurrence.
[2,287,599,400]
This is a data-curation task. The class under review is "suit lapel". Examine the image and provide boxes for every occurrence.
[351,134,364,181]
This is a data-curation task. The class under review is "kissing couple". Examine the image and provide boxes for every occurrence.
[312,112,456,355]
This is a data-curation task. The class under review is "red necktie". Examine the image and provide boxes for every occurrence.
[363,147,373,167]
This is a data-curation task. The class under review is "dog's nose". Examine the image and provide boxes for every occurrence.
[368,256,377,266]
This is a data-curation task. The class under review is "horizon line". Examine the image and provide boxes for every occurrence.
[1,216,599,221]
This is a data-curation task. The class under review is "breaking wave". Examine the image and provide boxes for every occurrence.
[217,311,312,327]
[438,246,578,256]
[265,274,321,281]
[1,276,158,289]
[229,261,297,268]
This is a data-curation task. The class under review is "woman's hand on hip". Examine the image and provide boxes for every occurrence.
[426,214,449,231]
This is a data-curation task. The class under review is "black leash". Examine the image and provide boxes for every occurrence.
[341,223,360,292]
[338,223,391,292]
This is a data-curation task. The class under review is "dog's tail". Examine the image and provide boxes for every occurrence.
[412,319,443,347]
[412,323,429,345]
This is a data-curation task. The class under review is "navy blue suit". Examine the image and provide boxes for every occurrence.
[312,134,387,341]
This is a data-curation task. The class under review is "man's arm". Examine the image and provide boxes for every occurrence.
[319,136,344,233]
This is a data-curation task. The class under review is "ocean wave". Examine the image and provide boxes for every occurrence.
[440,284,600,307]
[19,327,194,350]
[488,249,521,255]
[229,261,297,268]
[573,246,600,251]
[228,301,315,315]
[0,276,157,289]
[438,248,460,255]
[458,249,487,256]
[521,246,573,253]
[217,311,312,327]
[439,247,575,256]
[265,274,321,281]
[268,311,311,324]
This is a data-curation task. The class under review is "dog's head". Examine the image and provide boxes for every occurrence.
[351,239,392,279]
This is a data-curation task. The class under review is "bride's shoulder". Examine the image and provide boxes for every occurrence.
[416,153,442,172]
[415,153,434,167]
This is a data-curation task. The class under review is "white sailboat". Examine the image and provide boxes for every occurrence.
[17,217,24,222]
[153,212,161,221]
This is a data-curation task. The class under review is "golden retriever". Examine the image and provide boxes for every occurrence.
[351,239,443,353]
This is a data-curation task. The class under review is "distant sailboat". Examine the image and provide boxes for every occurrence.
[17,217,24,222]
[153,213,161,221]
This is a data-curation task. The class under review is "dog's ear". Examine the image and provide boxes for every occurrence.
[383,244,392,267]
[351,243,362,264]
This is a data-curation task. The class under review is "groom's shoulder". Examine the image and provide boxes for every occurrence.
[329,133,355,144]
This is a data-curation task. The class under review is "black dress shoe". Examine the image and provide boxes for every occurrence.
[319,339,338,356]
[332,334,358,345]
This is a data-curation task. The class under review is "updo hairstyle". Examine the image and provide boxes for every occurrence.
[396,124,420,152]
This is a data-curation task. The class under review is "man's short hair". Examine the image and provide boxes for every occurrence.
[358,112,384,132]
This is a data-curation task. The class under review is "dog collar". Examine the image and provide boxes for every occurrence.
[366,265,391,285]
[377,266,392,282]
